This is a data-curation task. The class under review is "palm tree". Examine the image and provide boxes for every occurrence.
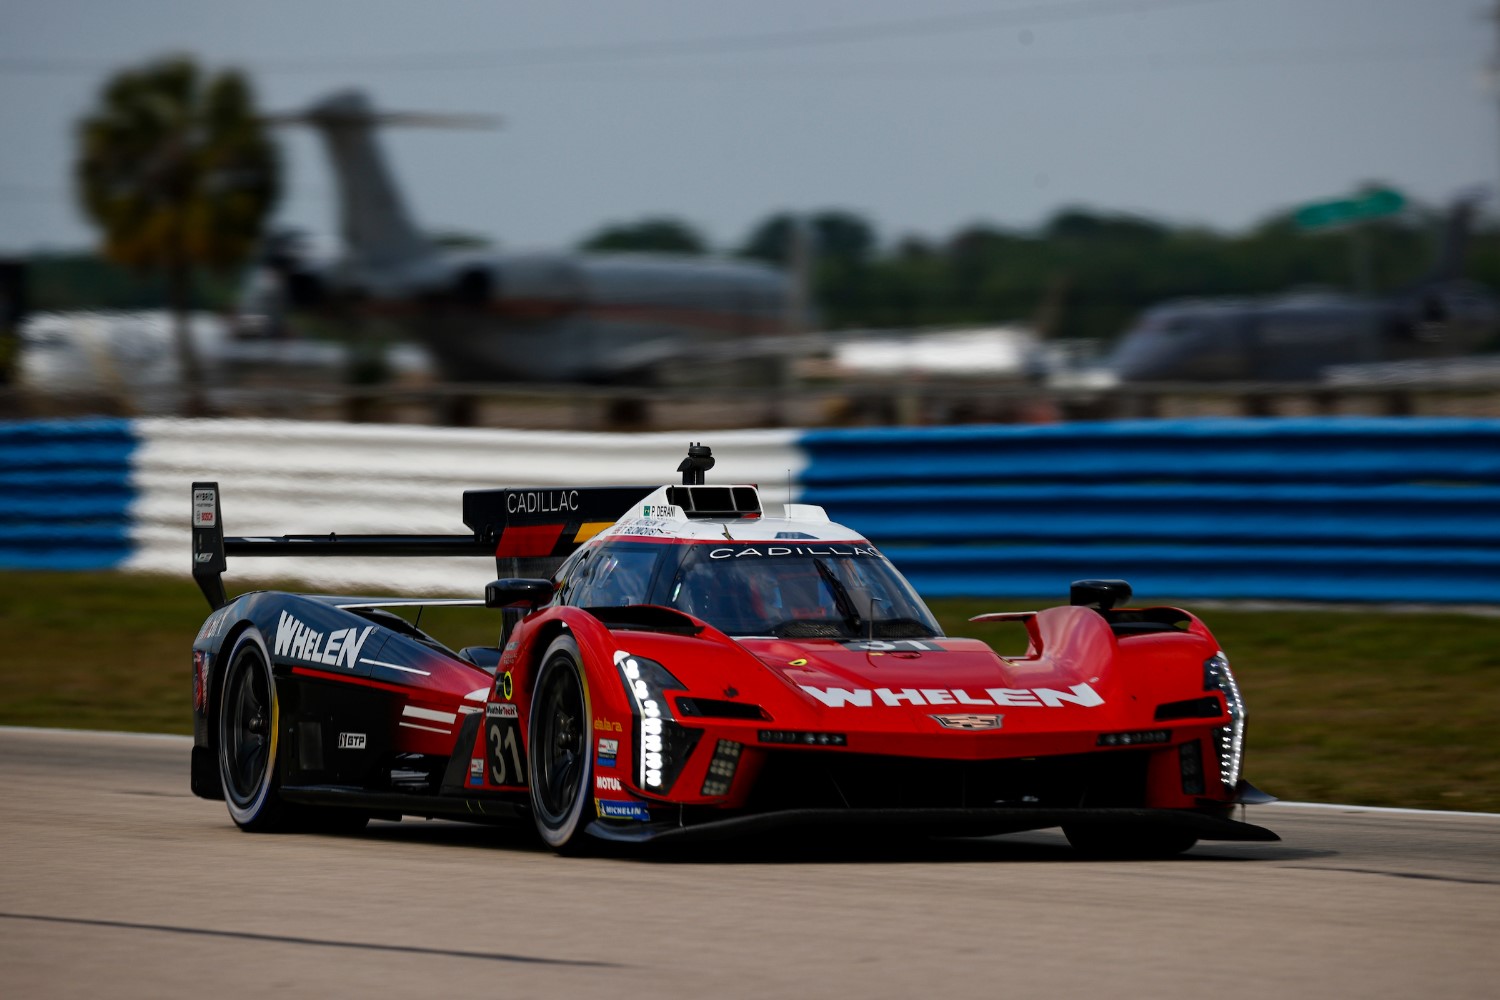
[75,56,279,410]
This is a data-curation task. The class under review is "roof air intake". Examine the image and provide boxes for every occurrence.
[666,485,762,519]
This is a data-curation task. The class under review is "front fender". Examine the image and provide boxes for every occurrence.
[509,606,754,802]
[510,606,641,746]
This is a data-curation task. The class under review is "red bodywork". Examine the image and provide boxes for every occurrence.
[189,473,1267,848]
[400,598,1239,819]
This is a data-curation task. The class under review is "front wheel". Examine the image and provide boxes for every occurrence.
[528,636,594,853]
[218,628,289,831]
[1063,823,1198,859]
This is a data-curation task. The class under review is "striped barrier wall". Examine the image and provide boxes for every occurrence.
[3,416,1499,603]
[798,417,1500,604]
[2,418,802,594]
[0,419,140,571]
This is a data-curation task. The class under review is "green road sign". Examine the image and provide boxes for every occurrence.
[1294,188,1406,230]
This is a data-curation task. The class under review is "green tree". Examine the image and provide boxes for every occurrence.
[738,210,878,267]
[579,217,707,254]
[726,198,1492,339]
[75,56,279,406]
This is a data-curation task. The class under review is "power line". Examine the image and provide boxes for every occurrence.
[549,42,1459,84]
[1,0,1234,76]
[0,41,1461,86]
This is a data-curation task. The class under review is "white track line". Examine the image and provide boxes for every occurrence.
[1267,800,1500,820]
[0,726,192,743]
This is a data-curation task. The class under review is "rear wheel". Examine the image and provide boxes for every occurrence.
[218,629,289,831]
[1063,823,1198,859]
[528,636,594,853]
[217,628,371,834]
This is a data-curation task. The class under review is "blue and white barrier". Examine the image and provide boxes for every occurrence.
[0,419,139,571]
[797,418,1500,604]
[3,416,1499,603]
[1,418,800,593]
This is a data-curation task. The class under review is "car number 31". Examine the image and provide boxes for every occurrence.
[488,722,526,786]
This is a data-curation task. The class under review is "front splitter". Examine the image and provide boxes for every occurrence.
[585,805,1279,846]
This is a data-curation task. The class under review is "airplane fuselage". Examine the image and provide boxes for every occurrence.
[1108,284,1499,382]
[244,248,791,382]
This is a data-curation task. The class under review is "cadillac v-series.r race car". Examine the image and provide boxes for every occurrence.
[189,444,1276,856]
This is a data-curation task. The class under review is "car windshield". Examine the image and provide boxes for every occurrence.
[663,542,942,639]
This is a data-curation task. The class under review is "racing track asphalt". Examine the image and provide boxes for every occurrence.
[2,727,1497,999]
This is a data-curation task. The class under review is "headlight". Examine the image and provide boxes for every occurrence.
[1203,651,1245,790]
[613,650,699,793]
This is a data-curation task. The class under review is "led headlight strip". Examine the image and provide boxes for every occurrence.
[1203,651,1245,789]
[613,649,694,792]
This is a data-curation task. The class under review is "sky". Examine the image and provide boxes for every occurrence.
[1,0,1495,256]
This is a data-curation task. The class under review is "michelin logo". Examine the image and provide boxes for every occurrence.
[275,611,375,670]
[596,798,651,822]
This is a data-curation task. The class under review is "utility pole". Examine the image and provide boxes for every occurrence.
[784,215,813,335]
[1488,1,1500,224]
[1482,1,1500,281]
[1490,2,1500,225]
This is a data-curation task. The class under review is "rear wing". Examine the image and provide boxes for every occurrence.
[191,482,654,610]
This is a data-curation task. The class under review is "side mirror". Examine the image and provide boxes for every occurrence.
[1070,579,1133,611]
[485,578,554,610]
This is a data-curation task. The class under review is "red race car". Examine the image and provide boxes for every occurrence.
[189,444,1276,856]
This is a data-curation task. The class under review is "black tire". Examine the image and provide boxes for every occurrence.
[1063,823,1199,859]
[528,636,594,853]
[218,628,290,831]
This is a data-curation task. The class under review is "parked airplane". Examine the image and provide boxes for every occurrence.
[240,90,793,382]
[16,310,433,412]
[1106,198,1499,381]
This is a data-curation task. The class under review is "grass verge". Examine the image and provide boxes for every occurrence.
[2,571,1496,812]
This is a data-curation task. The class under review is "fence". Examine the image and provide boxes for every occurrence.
[3,416,1498,603]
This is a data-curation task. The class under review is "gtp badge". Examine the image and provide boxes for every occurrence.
[931,714,1004,730]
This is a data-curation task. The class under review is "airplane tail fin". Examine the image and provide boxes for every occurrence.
[267,91,497,273]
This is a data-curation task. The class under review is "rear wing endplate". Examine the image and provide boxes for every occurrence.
[190,481,654,611]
